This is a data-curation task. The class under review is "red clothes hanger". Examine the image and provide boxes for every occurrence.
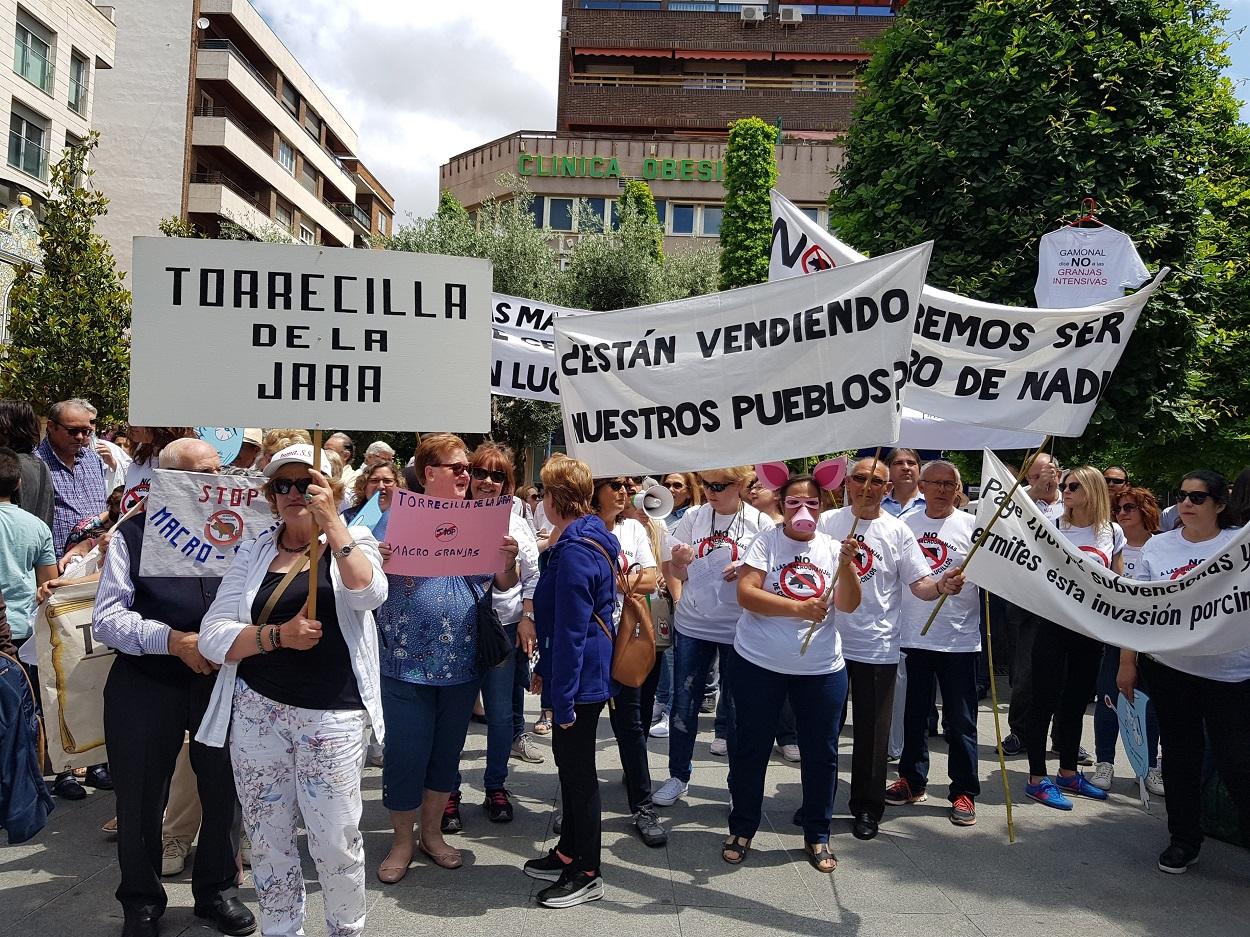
[1066,197,1104,228]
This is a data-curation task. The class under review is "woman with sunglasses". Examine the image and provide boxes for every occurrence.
[1023,466,1124,810]
[725,475,860,871]
[746,472,784,522]
[660,473,701,532]
[444,444,541,829]
[374,434,521,882]
[1090,487,1163,794]
[196,443,387,937]
[342,461,405,538]
[1117,470,1250,874]
[654,466,768,809]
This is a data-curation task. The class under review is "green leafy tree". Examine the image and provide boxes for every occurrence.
[560,199,669,311]
[828,0,1241,454]
[0,134,131,423]
[719,116,779,290]
[619,179,663,260]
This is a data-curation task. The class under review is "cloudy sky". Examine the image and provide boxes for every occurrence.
[253,0,1249,222]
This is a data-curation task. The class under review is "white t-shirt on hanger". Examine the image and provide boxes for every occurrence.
[1034,224,1149,308]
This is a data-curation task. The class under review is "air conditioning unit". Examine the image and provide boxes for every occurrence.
[740,6,765,23]
[779,6,803,23]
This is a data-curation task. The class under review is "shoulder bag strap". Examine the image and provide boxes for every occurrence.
[257,555,311,627]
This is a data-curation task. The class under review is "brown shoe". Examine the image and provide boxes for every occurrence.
[377,845,414,884]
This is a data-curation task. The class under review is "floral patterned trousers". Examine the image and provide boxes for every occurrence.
[230,681,367,937]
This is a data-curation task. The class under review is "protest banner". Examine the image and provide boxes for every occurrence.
[129,237,493,432]
[384,490,513,576]
[490,292,590,402]
[968,449,1250,654]
[769,190,1168,437]
[139,470,279,578]
[553,243,932,475]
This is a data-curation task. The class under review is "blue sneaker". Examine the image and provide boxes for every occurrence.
[1025,777,1074,810]
[1055,771,1109,801]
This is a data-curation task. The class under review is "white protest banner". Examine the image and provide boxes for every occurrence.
[139,470,279,578]
[554,243,931,475]
[129,237,493,431]
[969,449,1250,654]
[489,292,589,402]
[769,190,1168,437]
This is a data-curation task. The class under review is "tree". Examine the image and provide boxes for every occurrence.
[719,116,779,290]
[619,179,663,260]
[0,134,131,423]
[828,0,1242,453]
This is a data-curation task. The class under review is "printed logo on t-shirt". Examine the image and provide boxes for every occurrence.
[852,536,880,582]
[121,481,149,512]
[917,533,949,571]
[1078,544,1111,568]
[1169,562,1199,580]
[697,534,739,562]
[776,560,827,600]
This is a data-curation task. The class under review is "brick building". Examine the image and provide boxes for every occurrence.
[440,1,898,249]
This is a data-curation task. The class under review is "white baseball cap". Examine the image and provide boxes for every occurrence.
[264,443,332,477]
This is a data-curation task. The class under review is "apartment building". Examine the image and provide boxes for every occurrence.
[91,0,394,274]
[0,0,115,210]
[441,0,896,249]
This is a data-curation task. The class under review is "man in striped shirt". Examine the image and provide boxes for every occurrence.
[35,399,109,558]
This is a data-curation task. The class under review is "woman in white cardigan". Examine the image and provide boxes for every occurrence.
[197,444,387,937]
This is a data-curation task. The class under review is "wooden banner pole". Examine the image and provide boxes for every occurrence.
[308,428,323,617]
[984,588,1016,843]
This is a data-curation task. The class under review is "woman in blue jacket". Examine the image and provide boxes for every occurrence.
[523,454,619,909]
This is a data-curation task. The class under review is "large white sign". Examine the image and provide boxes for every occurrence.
[769,191,1167,438]
[130,237,493,431]
[554,243,932,475]
[969,450,1250,654]
[490,292,580,402]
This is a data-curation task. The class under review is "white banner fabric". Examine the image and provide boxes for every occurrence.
[129,237,493,431]
[769,190,1167,438]
[553,243,932,475]
[969,449,1250,655]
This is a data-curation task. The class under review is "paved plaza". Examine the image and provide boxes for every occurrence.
[7,696,1250,937]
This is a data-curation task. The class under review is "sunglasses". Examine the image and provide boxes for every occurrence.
[600,479,626,492]
[850,474,887,488]
[471,467,508,484]
[784,496,821,510]
[663,481,686,490]
[1103,477,1127,486]
[272,477,313,496]
[53,420,92,438]
[1062,481,1083,493]
[433,462,471,476]
[699,478,735,492]
[1176,489,1213,505]
[1114,503,1139,514]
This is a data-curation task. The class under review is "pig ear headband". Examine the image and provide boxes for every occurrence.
[754,457,847,492]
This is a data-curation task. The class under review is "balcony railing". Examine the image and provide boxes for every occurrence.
[332,201,371,231]
[569,72,859,93]
[195,105,272,153]
[14,38,53,94]
[69,75,88,114]
[189,170,265,211]
[7,133,47,180]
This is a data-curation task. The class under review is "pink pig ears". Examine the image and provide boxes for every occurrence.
[812,457,848,491]
[754,462,791,491]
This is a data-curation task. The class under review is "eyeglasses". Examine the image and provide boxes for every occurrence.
[921,480,959,491]
[1103,477,1127,486]
[433,462,471,476]
[1114,503,1139,514]
[663,481,686,490]
[601,480,626,492]
[699,478,735,492]
[272,477,313,496]
[1062,481,1083,493]
[471,467,508,484]
[52,420,92,438]
[1176,489,1213,505]
[784,496,821,510]
[850,474,887,488]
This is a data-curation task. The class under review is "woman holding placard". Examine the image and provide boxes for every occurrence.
[196,443,387,937]
[342,461,405,538]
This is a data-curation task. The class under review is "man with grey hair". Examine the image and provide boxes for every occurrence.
[324,433,359,488]
[36,398,110,558]
[95,436,256,937]
[363,439,396,468]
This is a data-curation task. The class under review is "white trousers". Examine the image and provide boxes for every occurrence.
[230,681,367,937]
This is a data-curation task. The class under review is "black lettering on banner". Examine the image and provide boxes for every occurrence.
[561,331,677,376]
[364,329,387,352]
[286,325,310,350]
[252,323,276,348]
[909,350,942,387]
[268,271,293,310]
[914,302,1037,352]
[570,401,720,443]
[167,266,191,304]
[447,283,468,320]
[1017,369,1110,404]
[234,269,259,308]
[1052,312,1125,349]
[729,371,893,429]
[954,366,1006,400]
[200,268,225,307]
[771,218,807,269]
[334,276,358,314]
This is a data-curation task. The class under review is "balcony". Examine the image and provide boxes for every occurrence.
[187,176,294,242]
[13,38,54,94]
[7,133,46,181]
[569,72,858,93]
[332,201,371,234]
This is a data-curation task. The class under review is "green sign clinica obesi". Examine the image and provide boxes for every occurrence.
[517,153,726,183]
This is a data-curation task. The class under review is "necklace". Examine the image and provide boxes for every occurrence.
[277,527,310,554]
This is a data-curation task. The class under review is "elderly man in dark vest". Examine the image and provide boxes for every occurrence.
[94,437,256,937]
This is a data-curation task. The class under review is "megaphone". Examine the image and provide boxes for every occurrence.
[632,484,674,520]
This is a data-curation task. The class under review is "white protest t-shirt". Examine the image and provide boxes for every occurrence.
[673,502,769,644]
[492,513,540,625]
[121,457,156,511]
[1034,224,1150,308]
[734,525,845,675]
[900,509,981,653]
[1139,527,1250,682]
[817,507,932,664]
[1057,519,1125,569]
[1121,542,1146,580]
[610,517,656,627]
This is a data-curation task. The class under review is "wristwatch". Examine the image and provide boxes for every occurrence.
[331,543,356,559]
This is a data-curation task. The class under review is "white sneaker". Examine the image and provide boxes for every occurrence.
[1145,766,1165,796]
[652,777,689,806]
[709,737,728,756]
[1090,762,1115,791]
[511,732,546,764]
[777,743,801,763]
[649,712,670,738]
[160,839,188,877]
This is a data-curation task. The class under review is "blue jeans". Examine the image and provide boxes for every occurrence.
[1094,643,1158,767]
[898,648,980,800]
[668,631,737,783]
[655,647,673,713]
[727,654,847,844]
[455,623,529,792]
[381,675,479,811]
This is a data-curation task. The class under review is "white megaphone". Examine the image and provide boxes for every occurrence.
[632,483,674,520]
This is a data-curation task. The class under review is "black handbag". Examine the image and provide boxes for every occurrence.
[465,577,512,671]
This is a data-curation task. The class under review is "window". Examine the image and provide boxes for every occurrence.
[299,162,317,194]
[299,224,315,245]
[280,81,299,116]
[549,198,574,232]
[304,110,322,143]
[700,205,723,236]
[584,197,606,231]
[377,211,388,234]
[68,52,89,114]
[277,139,295,174]
[670,203,695,236]
[579,1,662,8]
[14,12,54,94]
[8,107,47,179]
[801,207,821,222]
[274,201,293,231]
[654,199,667,225]
[527,195,545,229]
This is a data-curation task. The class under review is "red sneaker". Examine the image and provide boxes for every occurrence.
[950,794,976,826]
[884,777,928,806]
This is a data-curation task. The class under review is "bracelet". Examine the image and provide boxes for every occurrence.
[255,626,268,655]
[271,624,282,650]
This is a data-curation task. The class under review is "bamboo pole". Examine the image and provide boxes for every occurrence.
[308,428,323,617]
[984,588,1016,843]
